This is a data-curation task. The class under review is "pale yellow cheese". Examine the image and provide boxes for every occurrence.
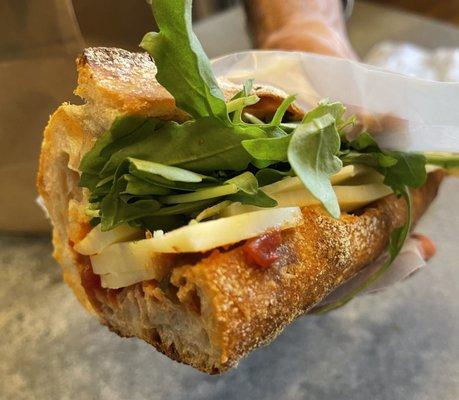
[74,224,143,255]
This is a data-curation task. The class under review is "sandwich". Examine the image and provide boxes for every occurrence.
[37,0,458,373]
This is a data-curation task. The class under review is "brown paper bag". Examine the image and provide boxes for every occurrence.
[0,0,84,233]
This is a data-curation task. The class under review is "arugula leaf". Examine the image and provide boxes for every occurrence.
[151,199,217,216]
[138,215,187,232]
[288,114,343,218]
[314,188,412,314]
[350,131,380,152]
[341,151,398,170]
[231,80,255,123]
[95,117,265,176]
[159,184,238,204]
[265,126,290,138]
[242,104,348,217]
[123,175,172,196]
[89,179,113,198]
[158,171,271,205]
[270,95,297,125]
[227,171,277,206]
[100,175,161,231]
[141,0,227,120]
[255,168,294,186]
[237,79,254,99]
[226,172,259,195]
[194,200,232,222]
[226,95,260,114]
[383,152,426,193]
[302,100,346,124]
[344,131,427,194]
[243,112,264,125]
[129,169,214,192]
[378,154,398,168]
[128,158,204,183]
[239,96,295,162]
[242,135,291,162]
[228,190,277,207]
[79,116,151,190]
[423,152,459,169]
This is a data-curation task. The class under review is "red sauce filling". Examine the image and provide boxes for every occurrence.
[243,230,283,268]
[79,261,122,309]
[80,262,101,296]
[79,262,103,310]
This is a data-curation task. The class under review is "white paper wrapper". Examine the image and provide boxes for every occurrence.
[212,50,459,152]
[35,196,50,220]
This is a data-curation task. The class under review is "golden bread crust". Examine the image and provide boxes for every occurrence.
[76,47,303,120]
[76,47,181,119]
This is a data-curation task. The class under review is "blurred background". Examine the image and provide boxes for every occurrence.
[2,0,459,233]
[72,0,459,49]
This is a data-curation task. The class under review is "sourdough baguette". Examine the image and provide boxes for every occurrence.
[38,47,444,373]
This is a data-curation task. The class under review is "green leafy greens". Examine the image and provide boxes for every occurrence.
[140,0,227,120]
[78,0,459,312]
[288,113,342,218]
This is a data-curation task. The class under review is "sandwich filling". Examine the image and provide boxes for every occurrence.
[74,0,459,311]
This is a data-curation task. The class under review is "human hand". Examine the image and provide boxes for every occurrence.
[244,0,358,59]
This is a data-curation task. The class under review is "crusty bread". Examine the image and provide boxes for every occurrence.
[37,47,444,373]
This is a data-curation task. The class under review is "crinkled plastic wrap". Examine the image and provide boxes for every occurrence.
[213,50,459,153]
[211,50,456,298]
